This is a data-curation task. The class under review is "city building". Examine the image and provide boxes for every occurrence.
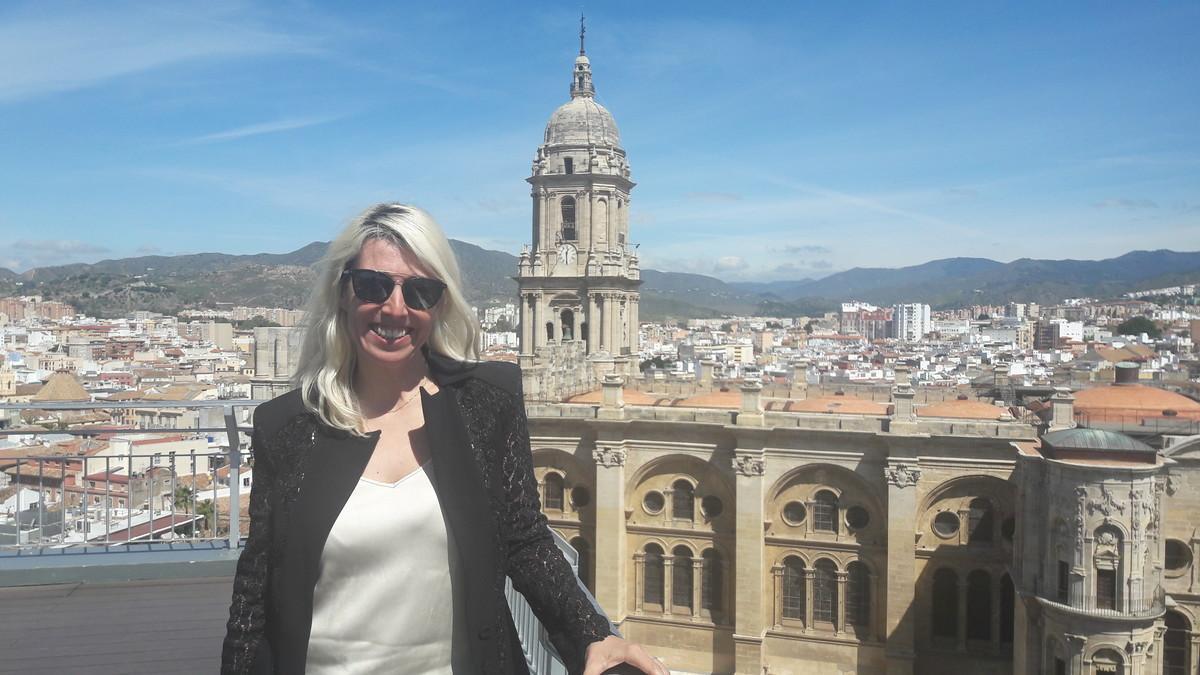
[894,303,932,342]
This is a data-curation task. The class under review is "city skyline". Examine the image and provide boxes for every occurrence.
[2,2,1198,280]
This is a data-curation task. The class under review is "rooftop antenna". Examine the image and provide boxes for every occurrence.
[579,12,586,55]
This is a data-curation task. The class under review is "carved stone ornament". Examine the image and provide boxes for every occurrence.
[886,463,922,489]
[732,453,765,477]
[1087,483,1126,518]
[592,446,626,468]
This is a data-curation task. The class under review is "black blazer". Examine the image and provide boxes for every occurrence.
[221,353,612,674]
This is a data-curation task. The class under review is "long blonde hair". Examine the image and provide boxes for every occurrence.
[293,203,479,432]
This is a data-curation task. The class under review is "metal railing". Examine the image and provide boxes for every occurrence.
[1075,410,1200,436]
[0,399,596,673]
[1,399,255,553]
[1037,585,1166,618]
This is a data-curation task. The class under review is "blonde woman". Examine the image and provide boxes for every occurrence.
[221,203,664,674]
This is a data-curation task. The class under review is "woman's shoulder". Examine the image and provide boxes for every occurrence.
[427,351,522,398]
[252,388,308,438]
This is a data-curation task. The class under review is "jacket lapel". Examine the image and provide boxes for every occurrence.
[276,425,377,674]
[421,386,500,658]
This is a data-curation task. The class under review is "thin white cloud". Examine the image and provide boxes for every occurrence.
[0,2,319,104]
[176,115,344,145]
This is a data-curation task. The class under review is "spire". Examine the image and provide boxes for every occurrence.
[570,15,595,99]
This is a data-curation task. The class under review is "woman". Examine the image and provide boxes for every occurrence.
[221,203,664,675]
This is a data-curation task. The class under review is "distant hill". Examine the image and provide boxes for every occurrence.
[2,245,1196,319]
[773,250,1200,307]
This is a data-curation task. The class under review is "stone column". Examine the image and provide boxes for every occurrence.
[803,569,816,632]
[732,446,767,673]
[633,552,645,613]
[580,189,590,243]
[532,293,543,350]
[519,294,532,354]
[602,293,614,353]
[738,381,764,426]
[663,557,675,615]
[691,557,703,619]
[592,444,628,619]
[836,570,848,636]
[580,190,591,247]
[1064,633,1087,675]
[538,190,549,250]
[790,360,809,400]
[627,294,639,356]
[771,565,784,629]
[588,294,600,354]
[1049,387,1076,431]
[599,374,624,421]
[884,460,922,675]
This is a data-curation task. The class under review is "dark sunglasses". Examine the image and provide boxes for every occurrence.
[340,269,447,310]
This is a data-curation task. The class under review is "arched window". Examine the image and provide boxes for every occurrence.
[846,561,870,631]
[1092,648,1125,675]
[813,559,838,625]
[1000,573,1015,645]
[782,557,806,620]
[672,545,693,612]
[968,498,994,544]
[672,480,694,521]
[1093,524,1123,611]
[543,473,564,511]
[560,197,576,241]
[1164,610,1190,675]
[813,490,839,534]
[966,570,992,641]
[560,309,574,341]
[932,568,958,639]
[702,549,722,612]
[545,321,554,342]
[643,544,664,607]
[570,536,591,590]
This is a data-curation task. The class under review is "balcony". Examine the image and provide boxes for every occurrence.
[1035,585,1166,620]
[1,400,600,674]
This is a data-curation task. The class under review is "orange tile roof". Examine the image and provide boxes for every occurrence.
[777,395,891,415]
[565,388,667,405]
[917,399,1010,420]
[1074,384,1200,415]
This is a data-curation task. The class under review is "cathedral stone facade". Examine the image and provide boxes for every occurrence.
[518,38,1200,675]
[517,35,640,401]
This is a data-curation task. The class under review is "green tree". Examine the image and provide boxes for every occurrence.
[196,499,215,535]
[173,486,194,511]
[1116,316,1160,338]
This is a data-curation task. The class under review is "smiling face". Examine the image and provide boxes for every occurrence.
[343,238,439,374]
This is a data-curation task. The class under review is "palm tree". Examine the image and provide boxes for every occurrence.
[196,499,215,536]
[173,486,194,512]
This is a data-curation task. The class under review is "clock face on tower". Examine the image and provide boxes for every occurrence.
[557,243,577,265]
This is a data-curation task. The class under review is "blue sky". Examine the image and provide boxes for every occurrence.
[1,1,1197,281]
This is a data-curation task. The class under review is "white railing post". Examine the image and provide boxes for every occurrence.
[224,404,242,550]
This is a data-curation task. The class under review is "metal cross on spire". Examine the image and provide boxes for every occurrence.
[579,12,586,55]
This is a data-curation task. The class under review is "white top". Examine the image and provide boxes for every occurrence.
[306,462,469,674]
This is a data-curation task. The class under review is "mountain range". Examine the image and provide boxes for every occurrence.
[1,245,1197,320]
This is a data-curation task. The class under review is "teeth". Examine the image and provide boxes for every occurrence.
[371,325,411,340]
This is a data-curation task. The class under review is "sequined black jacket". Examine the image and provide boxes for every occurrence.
[220,354,612,674]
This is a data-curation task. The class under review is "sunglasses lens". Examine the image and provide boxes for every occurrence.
[402,278,446,310]
[350,270,394,303]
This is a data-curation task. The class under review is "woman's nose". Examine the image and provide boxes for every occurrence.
[379,285,409,315]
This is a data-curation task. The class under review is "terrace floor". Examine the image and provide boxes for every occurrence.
[0,576,232,674]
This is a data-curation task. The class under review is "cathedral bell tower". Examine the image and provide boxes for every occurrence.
[517,18,640,378]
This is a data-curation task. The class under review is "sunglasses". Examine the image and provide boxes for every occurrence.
[341,269,447,310]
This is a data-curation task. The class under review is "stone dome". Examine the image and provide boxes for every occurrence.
[543,96,621,147]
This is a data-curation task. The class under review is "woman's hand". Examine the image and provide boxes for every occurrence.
[582,635,669,675]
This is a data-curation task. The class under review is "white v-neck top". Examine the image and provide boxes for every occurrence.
[306,461,470,674]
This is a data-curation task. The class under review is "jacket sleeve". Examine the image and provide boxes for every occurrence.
[499,389,613,673]
[221,425,276,674]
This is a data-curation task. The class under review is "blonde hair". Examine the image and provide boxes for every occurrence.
[294,203,479,432]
